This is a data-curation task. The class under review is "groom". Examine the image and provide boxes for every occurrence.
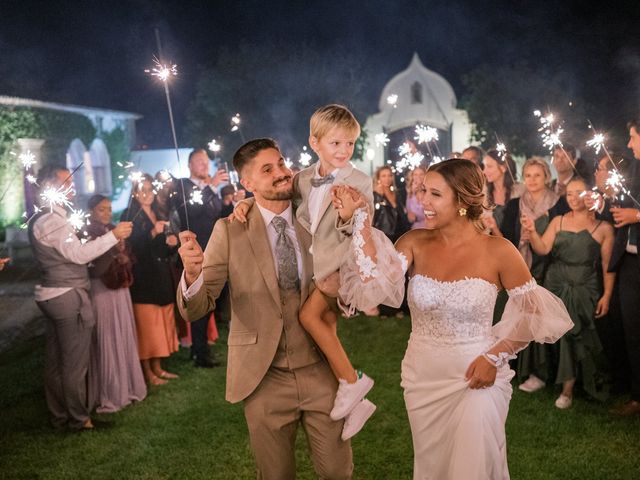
[177,138,353,479]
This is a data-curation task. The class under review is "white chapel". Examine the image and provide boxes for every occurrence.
[361,53,472,175]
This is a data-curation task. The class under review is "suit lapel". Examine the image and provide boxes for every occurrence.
[246,207,281,309]
[294,218,313,301]
[296,170,312,229]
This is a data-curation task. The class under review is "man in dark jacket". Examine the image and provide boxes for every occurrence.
[607,119,640,416]
[173,148,228,367]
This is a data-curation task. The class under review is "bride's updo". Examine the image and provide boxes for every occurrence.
[427,158,489,223]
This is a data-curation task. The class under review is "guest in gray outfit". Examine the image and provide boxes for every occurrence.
[28,165,132,431]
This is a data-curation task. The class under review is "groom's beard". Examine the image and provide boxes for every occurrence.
[262,176,293,200]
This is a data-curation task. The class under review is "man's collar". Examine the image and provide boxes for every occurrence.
[256,202,293,227]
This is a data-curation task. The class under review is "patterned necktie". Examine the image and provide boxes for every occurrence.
[310,174,334,188]
[272,216,300,291]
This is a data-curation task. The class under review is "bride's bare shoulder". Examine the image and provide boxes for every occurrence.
[396,229,436,248]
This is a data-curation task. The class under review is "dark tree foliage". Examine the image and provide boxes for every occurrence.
[184,43,376,163]
[461,62,595,158]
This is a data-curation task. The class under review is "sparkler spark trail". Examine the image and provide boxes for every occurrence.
[149,28,190,231]
[145,57,177,82]
[189,189,204,205]
[386,94,398,107]
[414,125,439,144]
[586,133,605,155]
[208,139,221,153]
[26,174,38,185]
[40,185,74,211]
[584,120,640,208]
[374,133,390,147]
[19,151,36,170]
[67,208,90,231]
[534,110,564,152]
[284,158,293,169]
[299,151,312,167]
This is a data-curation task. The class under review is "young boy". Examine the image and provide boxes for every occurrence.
[235,105,376,440]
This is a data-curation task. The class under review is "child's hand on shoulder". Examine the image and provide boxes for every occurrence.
[231,199,252,223]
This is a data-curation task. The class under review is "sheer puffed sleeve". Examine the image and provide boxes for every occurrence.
[483,278,574,366]
[338,208,407,316]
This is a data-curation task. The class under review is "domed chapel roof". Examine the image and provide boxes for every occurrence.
[378,53,457,130]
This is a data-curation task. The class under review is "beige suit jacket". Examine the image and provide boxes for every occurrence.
[177,205,314,404]
[293,162,374,280]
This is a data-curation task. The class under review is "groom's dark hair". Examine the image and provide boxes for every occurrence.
[233,138,281,177]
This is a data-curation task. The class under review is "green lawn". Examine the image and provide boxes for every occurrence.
[1,315,639,479]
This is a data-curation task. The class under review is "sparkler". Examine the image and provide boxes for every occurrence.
[299,146,312,167]
[580,189,603,212]
[386,93,399,125]
[208,139,221,153]
[152,169,172,194]
[374,133,390,147]
[67,208,90,231]
[230,113,246,142]
[414,125,439,145]
[584,122,640,208]
[147,28,190,231]
[493,135,517,184]
[19,151,36,170]
[534,110,564,152]
[189,189,204,205]
[144,58,177,82]
[586,133,605,155]
[39,184,74,211]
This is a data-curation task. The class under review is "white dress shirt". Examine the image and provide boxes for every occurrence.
[308,164,339,235]
[32,206,118,301]
[182,202,303,299]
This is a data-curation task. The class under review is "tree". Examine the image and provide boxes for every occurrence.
[461,62,594,157]
[184,43,376,164]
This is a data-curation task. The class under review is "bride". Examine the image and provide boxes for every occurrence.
[335,158,573,479]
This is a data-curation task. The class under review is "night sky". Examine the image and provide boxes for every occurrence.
[1,0,640,148]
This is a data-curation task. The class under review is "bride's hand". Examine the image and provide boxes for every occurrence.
[464,355,497,389]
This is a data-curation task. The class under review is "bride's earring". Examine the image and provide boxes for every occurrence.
[458,207,467,217]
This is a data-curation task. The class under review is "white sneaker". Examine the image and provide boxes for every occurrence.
[555,394,573,409]
[330,371,374,420]
[341,399,376,441]
[518,375,545,393]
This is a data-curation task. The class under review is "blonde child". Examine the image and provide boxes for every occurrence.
[235,105,376,439]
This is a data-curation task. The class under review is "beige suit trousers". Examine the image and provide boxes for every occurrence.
[243,361,353,480]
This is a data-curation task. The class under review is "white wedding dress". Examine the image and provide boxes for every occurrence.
[339,210,573,480]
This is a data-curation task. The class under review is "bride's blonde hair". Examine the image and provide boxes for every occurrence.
[428,158,490,228]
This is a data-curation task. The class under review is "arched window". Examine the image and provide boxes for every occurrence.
[66,139,95,197]
[411,81,423,104]
[89,138,112,196]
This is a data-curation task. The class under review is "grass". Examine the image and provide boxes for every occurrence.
[1,315,639,479]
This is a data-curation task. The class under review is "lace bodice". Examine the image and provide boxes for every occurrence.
[408,276,498,344]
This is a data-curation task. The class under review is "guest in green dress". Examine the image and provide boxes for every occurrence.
[523,177,615,408]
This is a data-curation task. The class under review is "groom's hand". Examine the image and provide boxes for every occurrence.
[178,231,204,287]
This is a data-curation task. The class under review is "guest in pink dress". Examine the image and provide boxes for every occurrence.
[86,195,147,412]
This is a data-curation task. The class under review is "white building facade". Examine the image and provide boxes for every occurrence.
[361,53,472,176]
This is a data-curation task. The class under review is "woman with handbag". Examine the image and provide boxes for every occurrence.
[86,194,147,412]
